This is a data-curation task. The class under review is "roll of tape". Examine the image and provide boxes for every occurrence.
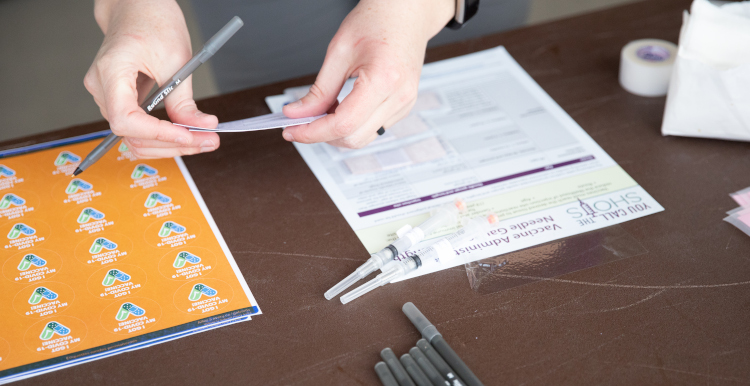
[619,39,678,97]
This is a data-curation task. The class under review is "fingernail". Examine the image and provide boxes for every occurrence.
[175,137,188,145]
[200,140,215,148]
[200,147,214,153]
[286,99,303,109]
[195,111,208,117]
[282,131,294,142]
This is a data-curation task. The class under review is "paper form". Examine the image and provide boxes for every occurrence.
[175,112,326,132]
[265,46,664,282]
[0,134,260,384]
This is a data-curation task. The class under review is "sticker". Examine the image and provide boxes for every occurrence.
[0,165,16,177]
[17,254,47,271]
[2,219,50,251]
[145,192,171,208]
[74,233,132,266]
[78,207,105,223]
[0,193,25,209]
[158,247,216,281]
[173,279,234,315]
[115,302,145,320]
[0,163,26,192]
[3,249,62,284]
[53,175,106,205]
[130,188,185,219]
[188,283,218,300]
[53,151,80,166]
[28,287,58,303]
[100,297,162,335]
[144,217,201,249]
[101,269,131,286]
[13,281,74,318]
[52,151,81,176]
[65,179,92,194]
[158,221,186,237]
[24,316,87,355]
[90,237,117,253]
[86,264,147,300]
[63,204,119,235]
[131,164,158,180]
[121,162,170,190]
[174,251,201,267]
[115,142,137,162]
[0,190,39,221]
[7,223,35,239]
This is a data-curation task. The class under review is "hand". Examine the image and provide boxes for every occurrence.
[84,0,219,159]
[282,0,454,149]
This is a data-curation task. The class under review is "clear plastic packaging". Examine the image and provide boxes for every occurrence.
[324,198,465,300]
[340,214,497,304]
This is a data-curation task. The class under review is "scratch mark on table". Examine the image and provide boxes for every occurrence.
[571,288,669,315]
[233,250,360,262]
[543,263,645,314]
[492,273,750,289]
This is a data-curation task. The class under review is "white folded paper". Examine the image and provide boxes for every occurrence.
[662,0,750,142]
[174,112,326,132]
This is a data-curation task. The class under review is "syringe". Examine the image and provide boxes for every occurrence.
[324,199,466,300]
[340,214,498,304]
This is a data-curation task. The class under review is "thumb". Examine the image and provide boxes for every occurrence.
[283,53,349,118]
[164,75,218,130]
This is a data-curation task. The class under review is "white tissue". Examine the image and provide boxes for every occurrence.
[661,0,750,141]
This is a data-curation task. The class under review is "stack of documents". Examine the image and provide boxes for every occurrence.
[0,135,260,384]
[725,187,750,236]
[265,46,664,286]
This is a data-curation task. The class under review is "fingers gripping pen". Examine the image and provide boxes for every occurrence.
[340,214,498,304]
[324,199,466,300]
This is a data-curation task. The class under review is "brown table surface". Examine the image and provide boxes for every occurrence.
[6,0,750,384]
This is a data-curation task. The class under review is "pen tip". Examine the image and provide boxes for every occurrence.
[72,168,82,176]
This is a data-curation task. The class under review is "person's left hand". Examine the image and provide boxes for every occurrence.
[282,0,454,149]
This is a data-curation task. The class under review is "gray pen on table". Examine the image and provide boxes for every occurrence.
[409,347,450,386]
[381,348,416,386]
[406,303,483,386]
[73,16,244,176]
[416,339,464,386]
[375,361,400,386]
[400,354,433,386]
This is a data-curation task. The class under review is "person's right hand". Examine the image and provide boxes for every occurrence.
[84,0,219,159]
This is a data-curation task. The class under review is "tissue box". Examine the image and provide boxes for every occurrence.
[662,0,750,142]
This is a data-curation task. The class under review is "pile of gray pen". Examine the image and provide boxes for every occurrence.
[374,303,483,386]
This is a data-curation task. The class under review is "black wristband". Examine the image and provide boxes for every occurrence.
[446,0,480,30]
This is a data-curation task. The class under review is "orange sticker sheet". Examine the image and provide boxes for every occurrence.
[0,132,260,384]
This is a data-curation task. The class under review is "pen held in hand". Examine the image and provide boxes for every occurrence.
[73,16,244,176]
